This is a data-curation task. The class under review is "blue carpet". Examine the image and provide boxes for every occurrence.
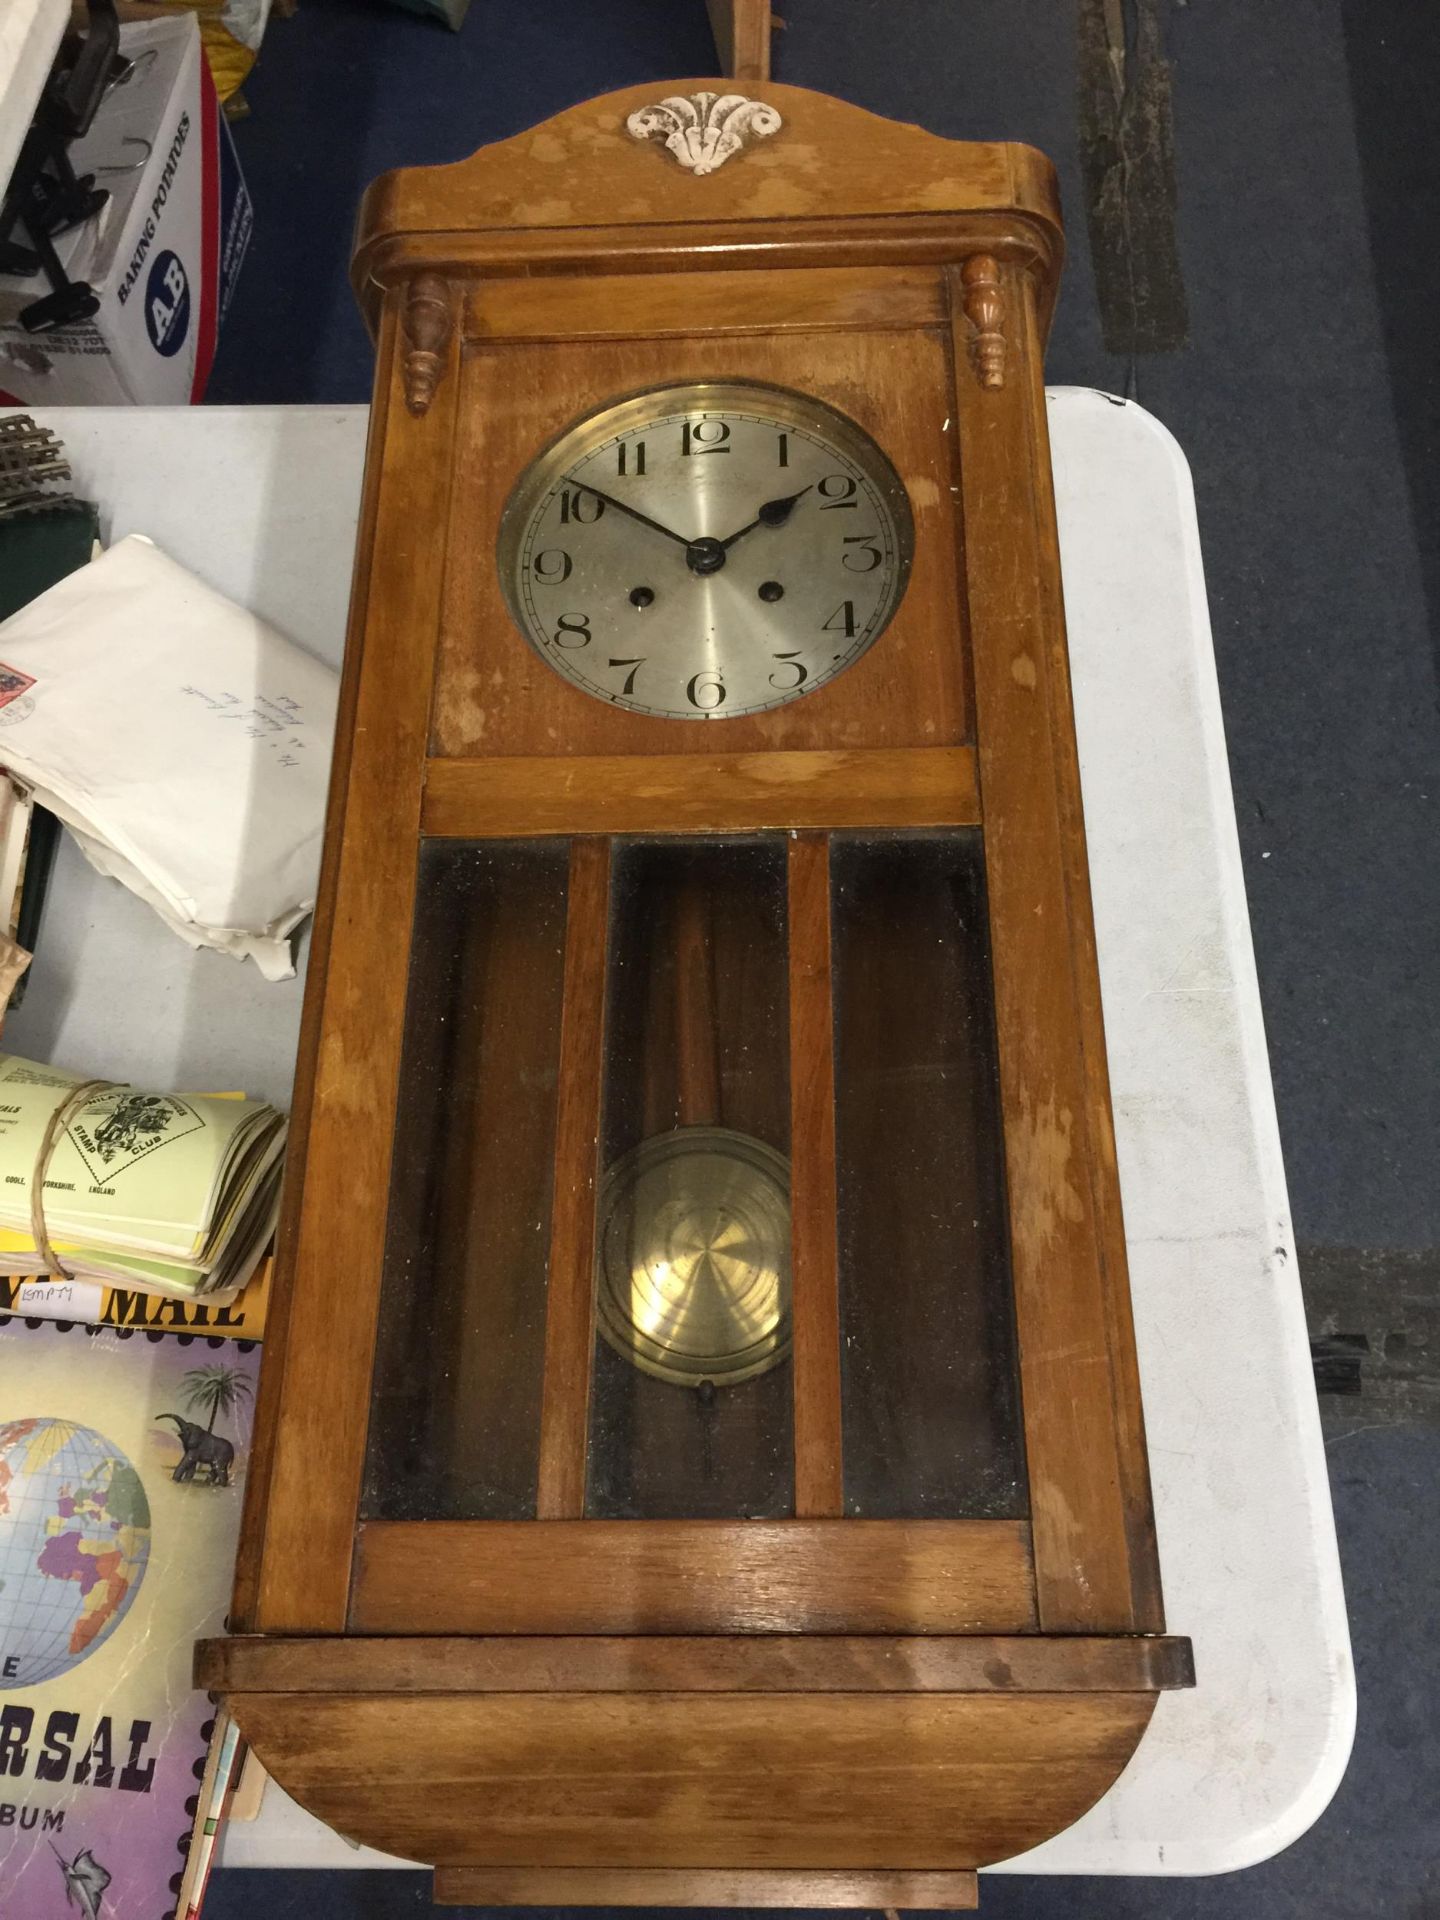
[208,0,717,407]
[203,1,1440,1913]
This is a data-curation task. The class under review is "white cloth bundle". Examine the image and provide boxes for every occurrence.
[0,536,338,979]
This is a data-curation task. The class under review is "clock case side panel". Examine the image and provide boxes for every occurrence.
[948,260,1164,1634]
[233,285,465,1634]
[227,316,399,1633]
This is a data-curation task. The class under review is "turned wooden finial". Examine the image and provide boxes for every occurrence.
[401,274,454,416]
[961,254,1006,390]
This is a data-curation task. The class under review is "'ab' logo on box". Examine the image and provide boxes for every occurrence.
[145,250,190,356]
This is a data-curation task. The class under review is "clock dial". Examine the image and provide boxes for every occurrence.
[497,381,914,718]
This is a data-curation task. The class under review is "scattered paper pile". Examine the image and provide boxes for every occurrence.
[0,534,337,980]
[0,1052,285,1298]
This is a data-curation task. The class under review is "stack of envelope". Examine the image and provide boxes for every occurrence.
[0,534,337,980]
[0,1052,285,1299]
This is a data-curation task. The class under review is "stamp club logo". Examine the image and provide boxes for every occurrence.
[67,1092,205,1183]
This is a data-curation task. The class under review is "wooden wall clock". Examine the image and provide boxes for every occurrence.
[199,78,1193,1910]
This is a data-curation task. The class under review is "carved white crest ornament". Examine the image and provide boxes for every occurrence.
[626,92,783,176]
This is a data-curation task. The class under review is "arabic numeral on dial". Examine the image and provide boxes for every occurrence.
[529,547,572,583]
[822,600,857,638]
[769,652,808,690]
[608,656,646,695]
[617,439,646,477]
[842,534,882,572]
[818,473,859,509]
[558,489,604,525]
[553,613,592,648]
[681,418,730,456]
[686,670,727,710]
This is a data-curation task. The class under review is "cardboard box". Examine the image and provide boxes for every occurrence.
[0,15,252,405]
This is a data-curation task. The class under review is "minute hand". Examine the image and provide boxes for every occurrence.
[567,479,691,548]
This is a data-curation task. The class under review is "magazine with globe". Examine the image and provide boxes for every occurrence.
[0,1315,260,1917]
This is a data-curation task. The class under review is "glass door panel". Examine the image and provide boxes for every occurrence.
[585,836,794,1519]
[361,827,1024,1539]
[830,831,1026,1518]
[362,839,570,1521]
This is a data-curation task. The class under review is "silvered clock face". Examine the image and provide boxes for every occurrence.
[497,381,914,719]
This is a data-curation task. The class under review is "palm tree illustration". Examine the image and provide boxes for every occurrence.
[179,1364,253,1435]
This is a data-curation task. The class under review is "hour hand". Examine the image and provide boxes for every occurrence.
[717,486,813,553]
[566,479,691,548]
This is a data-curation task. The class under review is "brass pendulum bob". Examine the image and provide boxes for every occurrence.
[595,875,793,1387]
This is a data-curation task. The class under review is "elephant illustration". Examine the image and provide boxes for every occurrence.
[155,1414,235,1486]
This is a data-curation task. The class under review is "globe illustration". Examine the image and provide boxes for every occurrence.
[0,1417,151,1687]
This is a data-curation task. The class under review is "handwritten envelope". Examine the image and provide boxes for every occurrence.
[0,535,339,979]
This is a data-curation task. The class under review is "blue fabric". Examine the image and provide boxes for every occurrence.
[204,4,1440,1913]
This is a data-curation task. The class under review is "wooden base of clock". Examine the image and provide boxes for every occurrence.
[202,80,1192,1906]
[197,1634,1193,1896]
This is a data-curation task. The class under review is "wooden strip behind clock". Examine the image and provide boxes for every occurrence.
[198,80,1193,1910]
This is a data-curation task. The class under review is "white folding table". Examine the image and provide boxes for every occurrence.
[4,394,1353,1881]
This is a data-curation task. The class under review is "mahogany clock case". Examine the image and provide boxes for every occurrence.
[197,81,1193,1906]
